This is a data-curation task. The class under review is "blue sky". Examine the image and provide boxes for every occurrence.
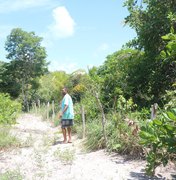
[0,0,136,73]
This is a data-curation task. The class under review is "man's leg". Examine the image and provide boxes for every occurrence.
[62,127,67,143]
[67,127,72,143]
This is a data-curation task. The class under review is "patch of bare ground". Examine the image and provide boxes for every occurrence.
[0,114,175,180]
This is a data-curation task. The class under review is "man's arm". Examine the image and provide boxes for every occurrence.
[58,104,68,118]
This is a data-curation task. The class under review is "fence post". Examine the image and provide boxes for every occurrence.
[151,103,158,120]
[47,102,50,120]
[52,100,55,121]
[38,99,40,111]
[34,102,37,114]
[81,105,86,139]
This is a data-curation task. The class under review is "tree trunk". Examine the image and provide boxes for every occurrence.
[95,92,107,147]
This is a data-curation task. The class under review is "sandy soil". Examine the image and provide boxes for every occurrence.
[0,114,175,180]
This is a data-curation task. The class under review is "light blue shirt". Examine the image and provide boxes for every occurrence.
[61,93,74,119]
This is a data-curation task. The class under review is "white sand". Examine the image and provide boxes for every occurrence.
[0,114,175,180]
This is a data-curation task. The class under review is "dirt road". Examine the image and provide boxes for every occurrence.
[0,114,175,180]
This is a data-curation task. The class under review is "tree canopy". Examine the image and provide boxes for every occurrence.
[4,28,48,110]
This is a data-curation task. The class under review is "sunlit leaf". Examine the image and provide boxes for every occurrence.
[153,119,162,126]
[167,112,176,121]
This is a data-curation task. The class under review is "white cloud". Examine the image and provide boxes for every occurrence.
[48,6,76,38]
[0,0,54,13]
[48,58,78,73]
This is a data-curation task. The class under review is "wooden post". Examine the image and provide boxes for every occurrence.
[81,105,86,139]
[151,103,158,120]
[34,102,37,114]
[47,102,50,120]
[38,99,40,111]
[27,101,29,112]
[52,100,55,121]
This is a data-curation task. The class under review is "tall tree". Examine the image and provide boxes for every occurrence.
[124,0,176,55]
[124,0,176,104]
[5,28,48,110]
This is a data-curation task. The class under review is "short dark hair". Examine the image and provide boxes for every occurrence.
[62,87,68,92]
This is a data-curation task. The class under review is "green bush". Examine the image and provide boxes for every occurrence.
[106,111,143,157]
[139,109,176,175]
[0,93,21,124]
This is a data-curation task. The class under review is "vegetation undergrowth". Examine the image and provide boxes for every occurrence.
[139,108,176,176]
[0,126,20,150]
[0,169,23,180]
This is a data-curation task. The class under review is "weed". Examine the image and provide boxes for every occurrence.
[53,148,75,164]
[0,126,20,150]
[0,169,23,180]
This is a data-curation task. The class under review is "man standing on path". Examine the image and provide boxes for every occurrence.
[59,87,74,143]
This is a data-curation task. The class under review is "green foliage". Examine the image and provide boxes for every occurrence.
[163,89,176,110]
[84,120,106,151]
[139,109,176,175]
[0,169,23,180]
[95,48,147,108]
[84,110,143,157]
[81,92,99,121]
[36,71,69,103]
[106,111,143,156]
[0,125,20,150]
[0,93,21,124]
[5,28,48,111]
[0,61,21,98]
[124,0,175,54]
[124,0,176,106]
[69,69,87,103]
[73,103,82,124]
[116,95,137,113]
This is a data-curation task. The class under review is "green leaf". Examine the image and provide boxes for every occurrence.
[170,26,174,34]
[172,108,176,114]
[163,113,170,120]
[153,119,162,126]
[165,124,174,131]
[160,50,166,58]
[139,140,148,145]
[167,112,176,121]
[112,144,121,150]
[140,126,147,131]
[162,35,170,40]
[139,131,155,140]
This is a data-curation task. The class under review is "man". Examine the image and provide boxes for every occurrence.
[59,87,74,143]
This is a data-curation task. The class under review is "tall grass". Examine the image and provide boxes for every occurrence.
[0,169,23,180]
[0,126,20,150]
[84,119,106,151]
[83,111,143,157]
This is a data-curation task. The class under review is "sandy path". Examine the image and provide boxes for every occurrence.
[0,114,175,180]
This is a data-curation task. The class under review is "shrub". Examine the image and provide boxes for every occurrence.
[139,109,176,175]
[106,111,143,157]
[0,93,21,124]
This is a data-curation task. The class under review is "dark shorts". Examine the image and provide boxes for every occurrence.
[61,119,74,128]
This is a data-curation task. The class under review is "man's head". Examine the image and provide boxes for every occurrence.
[62,87,68,95]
